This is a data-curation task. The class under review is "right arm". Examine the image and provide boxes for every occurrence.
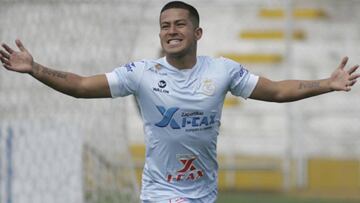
[30,63,111,98]
[0,39,111,98]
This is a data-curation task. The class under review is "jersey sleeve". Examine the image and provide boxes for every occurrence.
[224,58,259,98]
[105,61,145,97]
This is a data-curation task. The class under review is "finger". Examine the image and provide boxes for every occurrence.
[349,73,360,80]
[347,64,359,75]
[1,43,14,54]
[346,80,353,86]
[344,82,356,92]
[0,49,10,59]
[3,64,12,70]
[15,39,27,52]
[349,80,357,86]
[338,56,348,70]
[352,80,357,86]
[0,55,11,66]
[1,61,11,70]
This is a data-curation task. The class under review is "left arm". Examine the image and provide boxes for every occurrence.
[249,57,360,102]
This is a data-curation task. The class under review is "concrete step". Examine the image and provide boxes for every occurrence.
[219,53,283,64]
[259,8,327,19]
[240,29,306,40]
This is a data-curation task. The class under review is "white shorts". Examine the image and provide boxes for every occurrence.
[142,189,217,203]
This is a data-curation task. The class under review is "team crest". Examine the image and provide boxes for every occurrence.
[201,79,216,96]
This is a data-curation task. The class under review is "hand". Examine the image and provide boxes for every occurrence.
[329,57,360,91]
[0,39,34,73]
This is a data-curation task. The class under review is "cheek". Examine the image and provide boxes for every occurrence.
[159,34,166,45]
[187,33,197,42]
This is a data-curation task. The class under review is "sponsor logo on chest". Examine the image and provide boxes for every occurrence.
[167,155,204,183]
[154,106,216,131]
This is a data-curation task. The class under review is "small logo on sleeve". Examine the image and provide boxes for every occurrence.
[234,66,248,81]
[123,62,135,72]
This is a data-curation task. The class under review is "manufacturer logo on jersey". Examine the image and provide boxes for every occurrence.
[154,106,216,131]
[167,155,204,183]
[153,79,169,94]
[201,79,216,96]
[158,80,167,88]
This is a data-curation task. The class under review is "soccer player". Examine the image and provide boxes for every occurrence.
[1,1,359,202]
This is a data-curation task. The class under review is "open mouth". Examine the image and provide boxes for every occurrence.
[167,39,183,45]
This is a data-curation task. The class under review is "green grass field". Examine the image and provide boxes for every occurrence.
[217,192,360,203]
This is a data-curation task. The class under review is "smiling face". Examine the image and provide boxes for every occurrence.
[159,8,202,58]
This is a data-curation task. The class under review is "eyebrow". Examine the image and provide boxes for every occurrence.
[161,19,187,25]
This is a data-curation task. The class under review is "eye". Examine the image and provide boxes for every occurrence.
[177,23,186,27]
[161,24,169,30]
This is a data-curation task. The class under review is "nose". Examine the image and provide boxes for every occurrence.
[168,24,178,35]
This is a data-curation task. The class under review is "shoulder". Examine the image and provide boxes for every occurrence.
[113,59,162,73]
[199,56,245,72]
[199,55,240,66]
[215,56,243,68]
[121,59,153,70]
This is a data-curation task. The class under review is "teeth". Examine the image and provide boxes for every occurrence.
[169,39,181,45]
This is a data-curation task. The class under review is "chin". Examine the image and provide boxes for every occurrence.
[164,49,185,57]
[164,46,192,58]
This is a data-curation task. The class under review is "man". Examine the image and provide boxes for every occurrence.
[1,1,359,203]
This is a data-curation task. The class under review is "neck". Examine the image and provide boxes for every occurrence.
[165,44,198,70]
[166,54,197,70]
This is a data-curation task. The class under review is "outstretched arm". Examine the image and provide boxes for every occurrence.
[249,57,360,102]
[0,39,111,98]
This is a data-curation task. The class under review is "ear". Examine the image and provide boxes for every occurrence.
[194,27,203,41]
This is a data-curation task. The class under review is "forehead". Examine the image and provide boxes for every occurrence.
[160,8,190,23]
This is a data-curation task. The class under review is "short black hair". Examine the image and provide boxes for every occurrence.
[160,1,200,27]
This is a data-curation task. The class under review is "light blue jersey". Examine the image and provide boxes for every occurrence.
[106,56,259,202]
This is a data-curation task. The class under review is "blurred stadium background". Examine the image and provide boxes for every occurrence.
[0,0,359,202]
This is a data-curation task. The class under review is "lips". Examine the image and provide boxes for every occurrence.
[167,39,182,45]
